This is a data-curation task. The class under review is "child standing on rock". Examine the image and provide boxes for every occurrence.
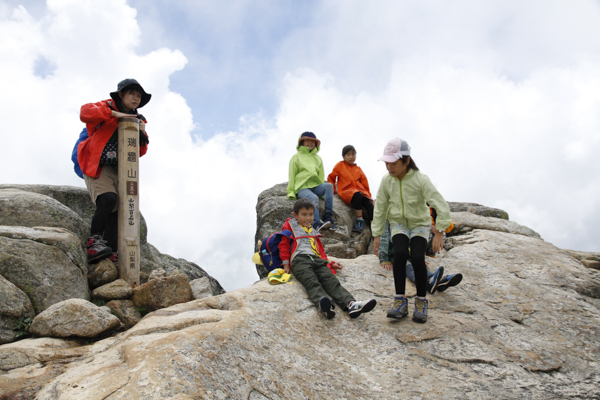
[78,79,151,266]
[327,145,374,233]
[372,138,452,323]
[279,198,377,319]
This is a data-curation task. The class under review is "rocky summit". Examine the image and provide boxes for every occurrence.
[1,185,600,399]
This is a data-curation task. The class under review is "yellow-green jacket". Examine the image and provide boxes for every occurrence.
[372,169,451,237]
[286,137,325,199]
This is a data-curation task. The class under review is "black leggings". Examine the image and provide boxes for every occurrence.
[90,192,118,251]
[350,192,374,222]
[392,234,428,297]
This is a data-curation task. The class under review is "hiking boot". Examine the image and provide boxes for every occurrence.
[319,296,336,319]
[387,297,408,319]
[322,214,337,231]
[108,252,118,269]
[427,266,444,294]
[87,235,112,264]
[348,299,377,318]
[413,298,428,323]
[437,273,463,292]
[352,218,364,233]
[313,220,331,232]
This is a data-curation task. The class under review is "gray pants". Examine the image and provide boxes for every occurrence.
[291,254,354,308]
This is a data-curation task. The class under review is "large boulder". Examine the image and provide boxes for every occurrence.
[3,214,600,399]
[0,228,90,314]
[91,279,132,301]
[131,273,192,312]
[0,184,225,297]
[105,300,142,330]
[0,184,147,245]
[254,182,372,278]
[29,299,122,338]
[0,275,35,345]
[449,211,540,238]
[0,189,89,244]
[87,259,119,289]
[447,201,509,219]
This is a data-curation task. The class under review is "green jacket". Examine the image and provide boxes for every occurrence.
[372,169,451,237]
[286,137,325,199]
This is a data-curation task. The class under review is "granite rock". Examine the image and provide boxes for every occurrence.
[91,279,132,301]
[28,299,122,338]
[3,223,600,399]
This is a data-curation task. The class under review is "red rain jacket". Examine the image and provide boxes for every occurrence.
[78,99,148,178]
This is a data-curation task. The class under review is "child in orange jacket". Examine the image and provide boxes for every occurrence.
[327,145,374,233]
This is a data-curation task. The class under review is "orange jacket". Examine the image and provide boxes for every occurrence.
[78,99,148,178]
[327,161,372,205]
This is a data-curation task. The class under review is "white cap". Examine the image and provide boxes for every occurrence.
[378,138,411,162]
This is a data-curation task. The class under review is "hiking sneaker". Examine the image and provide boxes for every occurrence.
[352,218,364,233]
[427,266,444,294]
[387,297,408,319]
[108,252,118,268]
[413,298,429,323]
[319,296,336,319]
[313,220,331,231]
[348,299,377,318]
[323,214,337,231]
[87,235,112,264]
[437,273,463,292]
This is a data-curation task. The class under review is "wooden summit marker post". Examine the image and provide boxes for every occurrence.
[117,117,141,287]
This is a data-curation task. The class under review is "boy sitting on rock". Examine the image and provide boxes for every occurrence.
[279,198,377,319]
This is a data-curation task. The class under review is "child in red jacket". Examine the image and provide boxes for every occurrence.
[78,79,151,265]
[327,145,374,233]
[279,198,377,319]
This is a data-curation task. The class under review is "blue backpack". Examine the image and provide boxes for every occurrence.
[71,128,88,179]
[256,230,293,272]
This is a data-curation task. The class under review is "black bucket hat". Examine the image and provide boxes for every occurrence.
[110,79,152,109]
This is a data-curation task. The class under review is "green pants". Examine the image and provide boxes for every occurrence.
[291,254,355,308]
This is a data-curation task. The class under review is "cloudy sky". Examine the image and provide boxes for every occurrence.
[1,0,599,291]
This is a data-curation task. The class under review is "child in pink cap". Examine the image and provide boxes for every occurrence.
[371,138,452,323]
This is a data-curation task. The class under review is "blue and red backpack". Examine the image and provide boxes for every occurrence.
[256,230,293,272]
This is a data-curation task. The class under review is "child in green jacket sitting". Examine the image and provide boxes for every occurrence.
[287,132,337,231]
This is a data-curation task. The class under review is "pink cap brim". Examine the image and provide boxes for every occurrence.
[378,155,399,162]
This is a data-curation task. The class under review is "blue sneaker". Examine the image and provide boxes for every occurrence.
[352,218,364,233]
[348,299,377,318]
[437,273,463,292]
[413,298,428,323]
[387,297,408,319]
[427,266,444,294]
[319,296,336,319]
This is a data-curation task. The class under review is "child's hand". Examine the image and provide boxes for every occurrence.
[373,236,381,257]
[139,120,146,133]
[431,230,444,253]
[111,110,131,119]
[381,262,392,271]
[329,261,343,270]
[284,264,291,274]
